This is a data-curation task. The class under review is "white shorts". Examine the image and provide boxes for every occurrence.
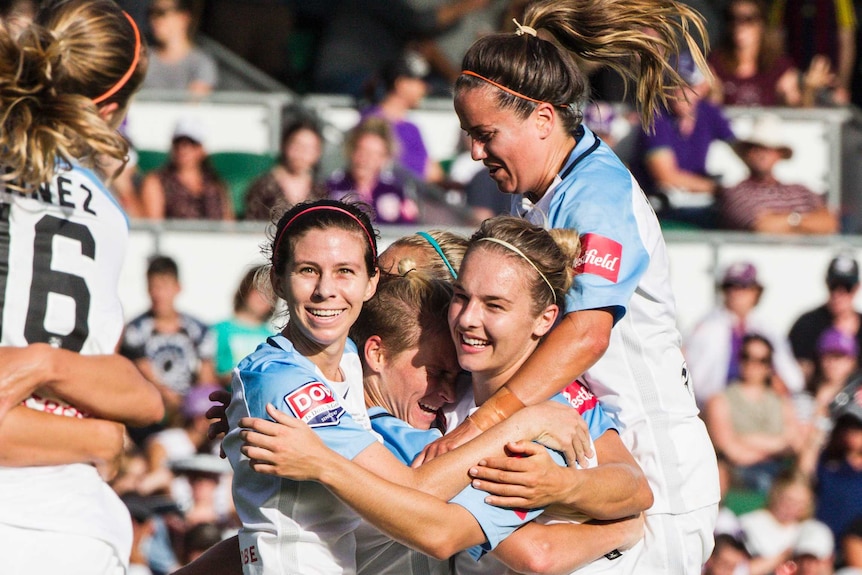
[640,505,719,574]
[0,524,127,575]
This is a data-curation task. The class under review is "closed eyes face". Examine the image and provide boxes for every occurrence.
[377,327,459,429]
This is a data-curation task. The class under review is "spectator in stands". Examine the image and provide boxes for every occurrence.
[797,329,860,476]
[716,113,839,234]
[703,533,752,575]
[0,0,36,39]
[312,0,492,97]
[582,100,620,152]
[140,116,234,221]
[143,0,217,96]
[326,117,420,224]
[685,261,805,409]
[123,495,157,575]
[705,333,803,494]
[789,254,862,381]
[462,166,511,225]
[813,380,862,551]
[738,469,818,575]
[708,0,833,107]
[410,0,509,95]
[841,516,862,569]
[243,116,326,221]
[790,519,838,575]
[769,0,856,106]
[121,256,217,437]
[362,51,445,184]
[633,51,737,228]
[210,266,274,387]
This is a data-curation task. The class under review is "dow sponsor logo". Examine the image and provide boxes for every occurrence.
[284,381,345,428]
[575,233,622,283]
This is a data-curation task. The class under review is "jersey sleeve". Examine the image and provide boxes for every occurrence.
[369,411,442,465]
[451,446,567,560]
[240,361,376,461]
[554,382,617,440]
[551,161,649,323]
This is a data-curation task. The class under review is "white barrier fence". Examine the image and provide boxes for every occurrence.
[121,222,862,340]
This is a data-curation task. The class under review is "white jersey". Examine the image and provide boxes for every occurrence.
[518,126,720,518]
[225,335,376,575]
[0,163,132,566]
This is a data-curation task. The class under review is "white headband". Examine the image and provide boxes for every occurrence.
[479,237,556,304]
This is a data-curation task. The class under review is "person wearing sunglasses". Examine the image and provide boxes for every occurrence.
[704,333,805,496]
[790,255,862,382]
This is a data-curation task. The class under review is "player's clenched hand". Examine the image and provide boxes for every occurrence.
[469,440,573,509]
[412,416,481,467]
[240,403,333,481]
[0,344,50,422]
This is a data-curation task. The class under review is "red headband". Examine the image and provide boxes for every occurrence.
[92,11,141,105]
[273,205,377,267]
[460,70,569,109]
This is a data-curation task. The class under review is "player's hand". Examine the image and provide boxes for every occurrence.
[412,416,481,467]
[93,419,126,482]
[239,403,331,481]
[522,400,593,466]
[469,440,573,509]
[206,389,231,457]
[0,344,51,422]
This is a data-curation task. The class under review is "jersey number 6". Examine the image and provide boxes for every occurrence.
[0,209,94,352]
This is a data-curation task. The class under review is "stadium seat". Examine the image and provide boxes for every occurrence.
[209,151,276,219]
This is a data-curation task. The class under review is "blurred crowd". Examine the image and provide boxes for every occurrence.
[3,0,857,232]
[3,0,862,574]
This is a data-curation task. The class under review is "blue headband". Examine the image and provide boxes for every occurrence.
[416,231,457,279]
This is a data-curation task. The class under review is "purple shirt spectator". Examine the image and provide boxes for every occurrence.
[362,105,429,179]
[641,99,736,177]
[326,169,419,225]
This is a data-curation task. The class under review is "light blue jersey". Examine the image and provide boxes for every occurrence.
[224,334,376,575]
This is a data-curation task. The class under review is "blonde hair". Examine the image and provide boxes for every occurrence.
[0,0,147,190]
[468,216,581,314]
[350,273,453,360]
[457,0,710,129]
[383,230,469,282]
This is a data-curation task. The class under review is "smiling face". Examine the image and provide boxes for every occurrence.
[279,227,378,359]
[375,327,460,429]
[454,88,551,196]
[449,246,556,395]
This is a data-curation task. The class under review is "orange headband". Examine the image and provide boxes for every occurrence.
[460,70,569,109]
[92,11,141,105]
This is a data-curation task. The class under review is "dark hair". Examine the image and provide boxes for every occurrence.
[147,255,179,279]
[711,533,751,559]
[0,0,148,189]
[741,333,773,361]
[455,0,709,130]
[267,198,379,277]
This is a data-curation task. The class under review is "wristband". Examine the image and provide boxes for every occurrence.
[466,385,526,431]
